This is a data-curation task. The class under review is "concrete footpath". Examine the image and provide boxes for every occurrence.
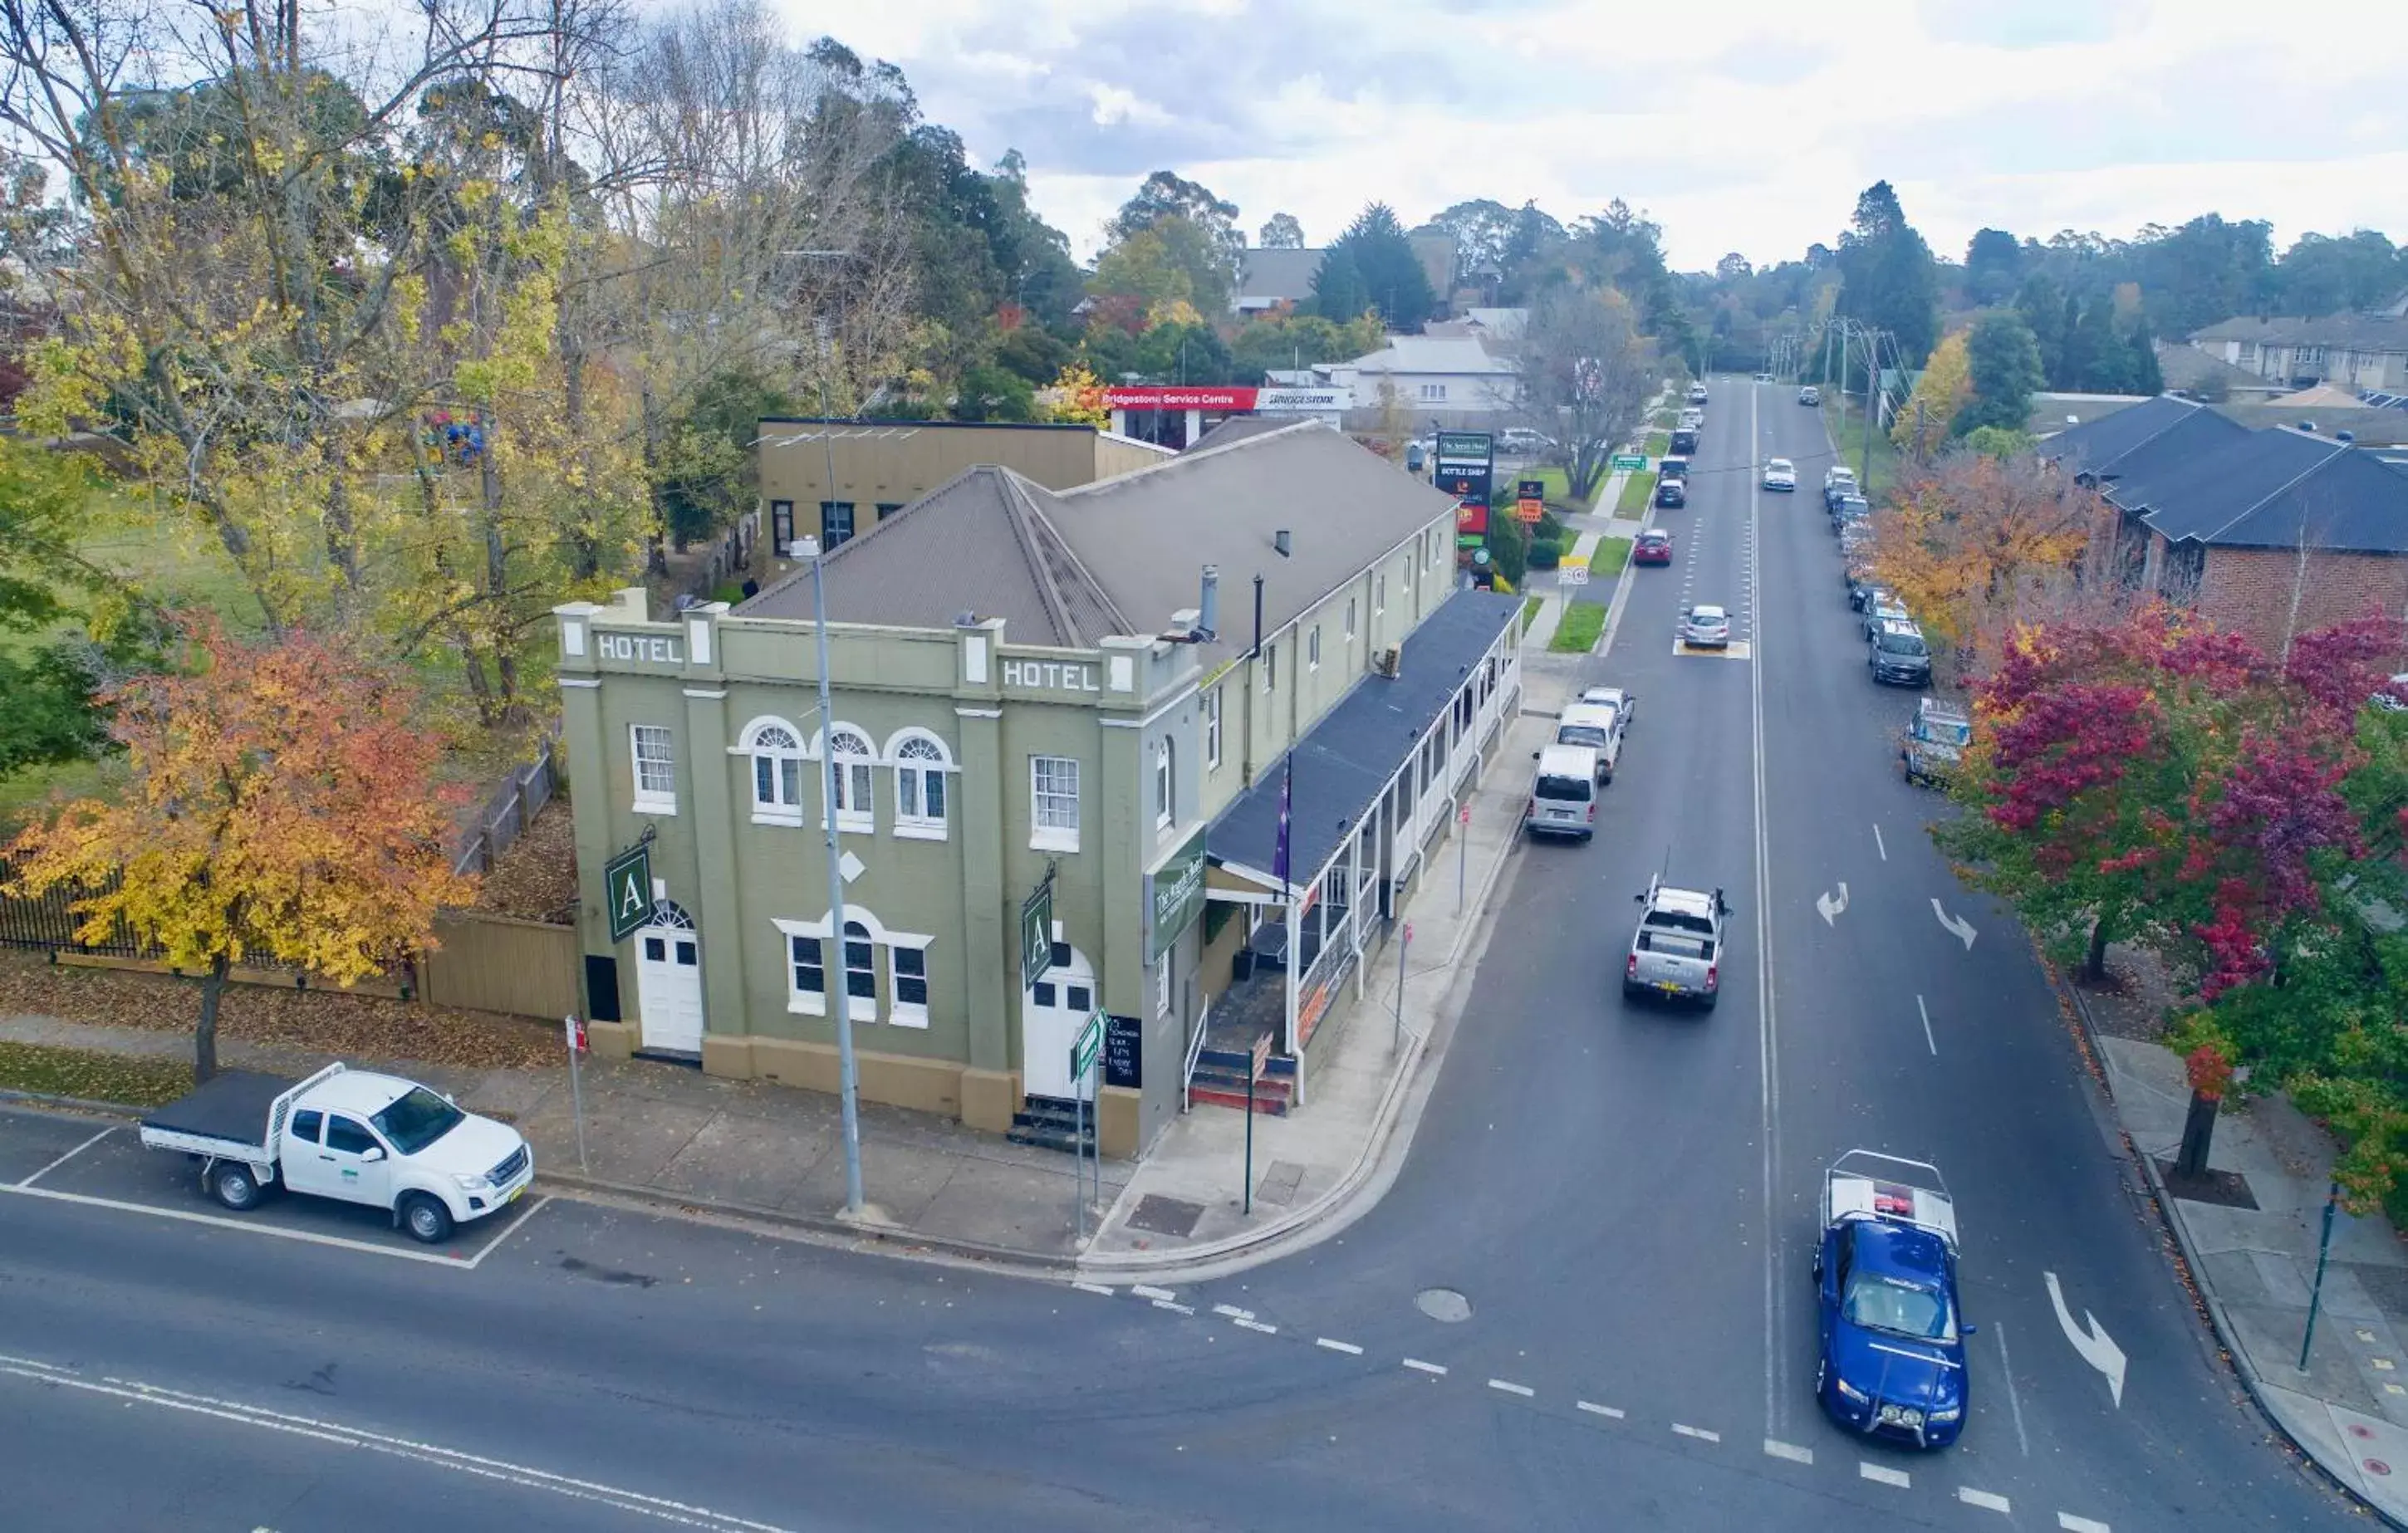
[2078,999,2408,1526]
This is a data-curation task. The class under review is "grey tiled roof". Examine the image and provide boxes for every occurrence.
[2189,312,2408,354]
[1237,247,1326,306]
[2041,394,2244,480]
[1187,416,1294,453]
[2156,340,2285,394]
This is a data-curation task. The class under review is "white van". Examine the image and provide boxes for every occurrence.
[1525,742,1601,841]
[1552,702,1626,783]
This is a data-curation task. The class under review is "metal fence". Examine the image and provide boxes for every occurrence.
[0,861,148,957]
[452,733,558,877]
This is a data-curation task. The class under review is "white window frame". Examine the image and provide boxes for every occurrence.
[1031,755,1081,853]
[817,724,875,834]
[736,717,806,827]
[1346,596,1356,640]
[887,937,931,1028]
[1154,738,1175,831]
[1204,686,1223,770]
[1264,640,1278,693]
[785,931,828,1016]
[1156,953,1172,1017]
[1376,571,1386,615]
[1308,624,1322,672]
[885,727,953,842]
[630,724,676,814]
[773,910,929,1024]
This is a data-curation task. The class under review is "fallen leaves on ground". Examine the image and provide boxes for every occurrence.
[468,796,579,924]
[0,949,559,1070]
[0,1039,191,1106]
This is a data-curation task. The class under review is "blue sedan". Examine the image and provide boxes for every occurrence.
[1814,1214,1971,1447]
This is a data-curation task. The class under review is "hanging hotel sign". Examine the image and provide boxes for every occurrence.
[604,840,654,943]
[1020,867,1056,992]
[1149,829,1208,961]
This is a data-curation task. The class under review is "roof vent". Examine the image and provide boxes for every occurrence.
[1274,529,1293,558]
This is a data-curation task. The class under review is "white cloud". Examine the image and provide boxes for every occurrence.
[777,0,2408,270]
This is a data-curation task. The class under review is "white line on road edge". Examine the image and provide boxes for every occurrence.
[2057,1515,2111,1533]
[1577,1401,1624,1419]
[1918,993,1937,1056]
[1150,1300,1194,1315]
[463,1196,552,1271]
[1488,1379,1535,1398]
[1994,1320,2032,1457]
[1957,1487,2013,1513]
[1315,1338,1363,1354]
[1860,1462,1910,1488]
[0,1361,798,1531]
[1763,1439,1812,1463]
[0,1183,480,1267]
[1873,823,1887,861]
[1212,1304,1254,1320]
[1233,1318,1276,1334]
[1672,1423,1719,1443]
[1071,1282,1116,1297]
[1403,1359,1447,1376]
[1130,1284,1177,1301]
[17,1125,112,1188]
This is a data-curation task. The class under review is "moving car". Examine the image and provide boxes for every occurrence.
[1755,371,1774,383]
[137,1062,533,1244]
[1634,530,1674,566]
[1670,427,1700,456]
[1623,874,1729,1010]
[1762,458,1797,492]
[1687,382,1710,404]
[1655,474,1687,508]
[1798,384,1821,405]
[1869,619,1932,687]
[1902,698,1972,786]
[1814,1150,1971,1448]
[1524,743,1601,840]
[1552,701,1628,784]
[1682,604,1731,649]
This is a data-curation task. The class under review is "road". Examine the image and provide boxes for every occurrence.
[0,380,2352,1530]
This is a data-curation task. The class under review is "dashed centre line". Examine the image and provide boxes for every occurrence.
[1577,1401,1625,1420]
[1763,1439,1812,1464]
[1211,1304,1253,1320]
[1672,1423,1720,1443]
[1314,1338,1362,1355]
[1150,1300,1194,1315]
[2057,1516,2111,1533]
[1958,1487,2013,1513]
[1488,1379,1535,1398]
[1069,1282,1116,1298]
[1861,1462,1911,1488]
[1232,1318,1276,1335]
[1403,1358,1448,1376]
[1130,1284,1176,1302]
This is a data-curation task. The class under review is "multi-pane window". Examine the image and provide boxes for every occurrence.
[745,721,804,823]
[1156,954,1173,1016]
[1204,687,1223,769]
[821,501,856,546]
[790,936,825,1001]
[893,733,949,836]
[631,725,675,811]
[1032,756,1081,850]
[825,727,874,830]
[842,920,876,1013]
[1154,739,1175,830]
[890,944,929,1026]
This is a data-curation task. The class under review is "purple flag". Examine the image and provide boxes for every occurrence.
[1273,752,1292,889]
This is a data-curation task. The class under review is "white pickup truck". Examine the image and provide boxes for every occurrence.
[138,1062,533,1243]
[1621,874,1730,1011]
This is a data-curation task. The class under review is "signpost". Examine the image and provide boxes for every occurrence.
[1071,1011,1103,1240]
[1243,1031,1273,1215]
[1517,478,1546,525]
[603,838,653,944]
[1435,431,1496,561]
[1610,453,1647,473]
[1395,922,1413,1047]
[562,1016,591,1173]
[1458,801,1472,911]
[1020,867,1056,992]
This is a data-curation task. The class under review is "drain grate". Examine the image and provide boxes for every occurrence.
[1126,1194,1206,1238]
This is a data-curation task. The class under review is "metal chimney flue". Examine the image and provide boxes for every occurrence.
[1199,565,1220,640]
[1274,529,1292,558]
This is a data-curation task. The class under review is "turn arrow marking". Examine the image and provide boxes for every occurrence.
[1930,899,1977,950]
[2044,1271,2126,1407]
[1817,883,1849,926]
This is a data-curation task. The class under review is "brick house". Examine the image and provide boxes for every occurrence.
[2046,395,2408,656]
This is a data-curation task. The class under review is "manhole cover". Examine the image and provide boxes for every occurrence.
[1416,1287,1472,1323]
[1126,1194,1205,1238]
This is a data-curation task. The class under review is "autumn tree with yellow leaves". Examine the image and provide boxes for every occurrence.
[1891,331,1971,461]
[5,623,478,1080]
[1870,449,2103,672]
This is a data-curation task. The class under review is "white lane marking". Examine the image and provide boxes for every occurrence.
[463,1196,551,1271]
[1816,883,1848,926]
[1958,1487,2013,1513]
[1577,1401,1624,1419]
[0,1183,480,1267]
[1873,823,1887,861]
[1931,898,1979,950]
[1918,993,1937,1056]
[1750,381,1788,1432]
[1763,1439,1812,1464]
[17,1125,113,1188]
[1213,1304,1254,1320]
[1994,1320,2031,1456]
[1150,1300,1194,1315]
[1130,1284,1177,1301]
[1071,1281,1116,1297]
[1860,1462,1911,1488]
[2058,1516,2111,1533]
[1488,1379,1535,1398]
[1315,1338,1362,1354]
[2044,1271,2128,1407]
[1403,1358,1447,1376]
[1233,1318,1277,1334]
[0,1362,797,1531]
[1672,1423,1720,1442]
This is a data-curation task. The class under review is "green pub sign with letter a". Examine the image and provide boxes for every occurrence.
[604,842,653,943]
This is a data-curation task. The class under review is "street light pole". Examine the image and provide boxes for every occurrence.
[799,532,866,1217]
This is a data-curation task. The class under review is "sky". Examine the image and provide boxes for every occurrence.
[783,0,2408,273]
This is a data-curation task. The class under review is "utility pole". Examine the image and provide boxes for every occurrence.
[1858,326,1876,488]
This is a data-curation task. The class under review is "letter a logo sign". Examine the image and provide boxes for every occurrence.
[604,843,654,943]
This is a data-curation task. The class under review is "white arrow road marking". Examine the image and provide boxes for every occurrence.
[1817,883,1849,926]
[1931,899,1978,950]
[2044,1271,2127,1407]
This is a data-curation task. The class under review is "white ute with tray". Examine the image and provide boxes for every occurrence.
[138,1062,534,1244]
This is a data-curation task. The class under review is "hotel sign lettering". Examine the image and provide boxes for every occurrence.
[596,632,684,666]
[1001,659,1101,694]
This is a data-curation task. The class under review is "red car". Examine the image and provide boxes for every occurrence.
[1634,530,1673,566]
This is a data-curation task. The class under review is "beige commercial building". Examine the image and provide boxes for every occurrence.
[757,418,1173,556]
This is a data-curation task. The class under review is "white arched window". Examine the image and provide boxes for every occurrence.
[738,718,806,826]
[819,724,875,832]
[888,728,952,840]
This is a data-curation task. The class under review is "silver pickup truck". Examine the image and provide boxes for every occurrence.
[1621,874,1729,1011]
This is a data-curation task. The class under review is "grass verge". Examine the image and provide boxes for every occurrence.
[1617,471,1657,516]
[1589,536,1632,577]
[1519,595,1542,636]
[1549,600,1608,654]
[1643,431,1670,459]
[0,1038,192,1106]
[1819,396,1898,502]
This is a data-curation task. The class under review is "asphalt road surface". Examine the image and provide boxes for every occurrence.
[0,380,2354,1530]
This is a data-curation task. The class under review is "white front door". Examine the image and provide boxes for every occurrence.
[1020,943,1096,1103]
[635,922,705,1054]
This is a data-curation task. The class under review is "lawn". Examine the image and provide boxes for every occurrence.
[1819,395,1899,502]
[1549,600,1609,654]
[0,1038,193,1107]
[1589,536,1632,577]
[1519,595,1542,637]
[1616,471,1657,516]
[1643,431,1670,459]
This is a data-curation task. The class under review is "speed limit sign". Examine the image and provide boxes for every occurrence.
[1560,566,1591,585]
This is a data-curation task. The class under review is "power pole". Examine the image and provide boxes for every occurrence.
[1858,326,1876,488]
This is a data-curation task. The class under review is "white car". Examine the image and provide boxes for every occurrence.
[1578,684,1637,726]
[1687,383,1710,404]
[1799,385,1821,405]
[1682,604,1731,649]
[1824,464,1858,497]
[1762,458,1797,492]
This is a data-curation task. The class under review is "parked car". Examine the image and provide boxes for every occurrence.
[1524,742,1601,840]
[1832,494,1871,531]
[1670,427,1700,456]
[1578,684,1637,726]
[1634,529,1674,566]
[1799,384,1821,405]
[1687,382,1710,404]
[1902,698,1972,786]
[1499,426,1555,454]
[1814,1151,1970,1449]
[1677,408,1705,433]
[1869,620,1933,687]
[1622,874,1729,1010]
[1822,466,1859,507]
[2375,673,2408,713]
[137,1062,533,1244]
[1657,455,1690,482]
[1755,371,1774,383]
[1655,475,1688,508]
[1762,458,1797,492]
[1682,603,1731,649]
[1553,701,1628,784]
[1863,593,1910,639]
[1844,563,1881,609]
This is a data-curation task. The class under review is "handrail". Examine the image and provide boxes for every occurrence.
[1180,997,1212,1112]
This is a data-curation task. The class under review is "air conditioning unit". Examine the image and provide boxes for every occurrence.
[1376,646,1401,678]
